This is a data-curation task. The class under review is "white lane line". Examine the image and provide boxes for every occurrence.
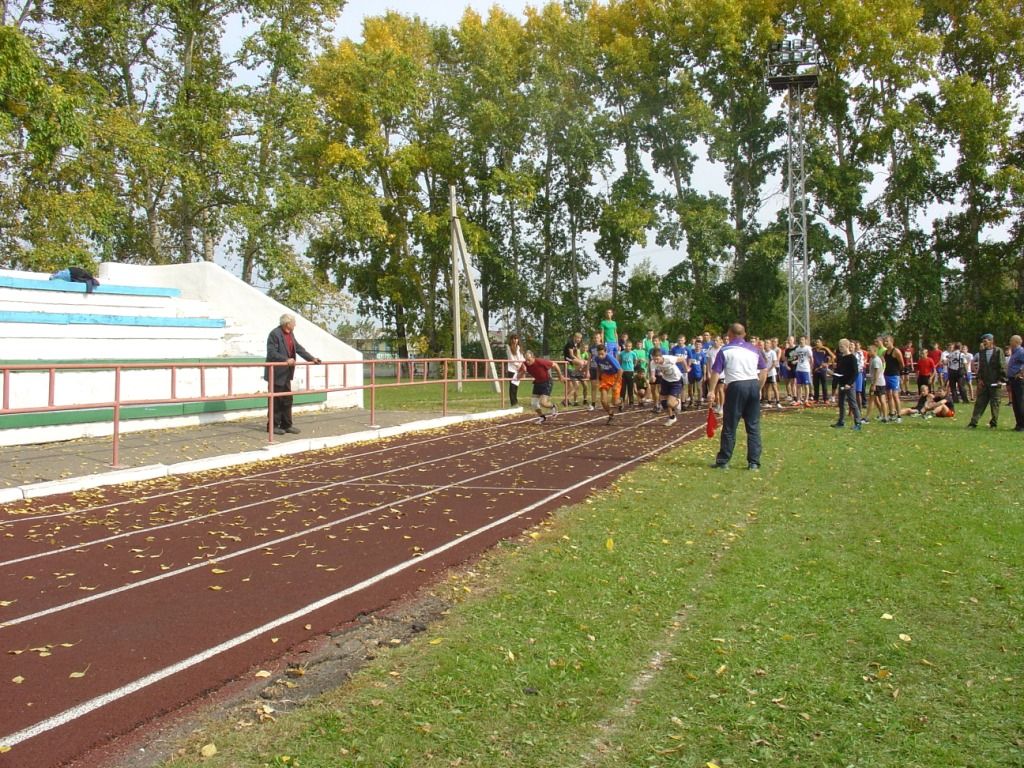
[343,482,567,493]
[0,414,542,525]
[0,423,701,750]
[0,414,664,627]
[0,414,611,568]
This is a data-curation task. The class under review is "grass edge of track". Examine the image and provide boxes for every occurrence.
[156,408,1024,768]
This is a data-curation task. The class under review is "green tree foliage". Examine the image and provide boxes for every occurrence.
[0,0,1020,347]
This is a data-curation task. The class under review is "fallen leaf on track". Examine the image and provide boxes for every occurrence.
[69,664,90,679]
[200,743,217,758]
[254,670,271,679]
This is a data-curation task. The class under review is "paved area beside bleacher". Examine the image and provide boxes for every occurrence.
[0,407,444,490]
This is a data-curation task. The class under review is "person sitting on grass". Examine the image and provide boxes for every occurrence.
[899,385,955,419]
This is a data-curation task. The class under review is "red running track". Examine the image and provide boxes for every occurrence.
[0,408,707,768]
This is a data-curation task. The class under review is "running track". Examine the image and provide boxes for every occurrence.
[0,408,707,767]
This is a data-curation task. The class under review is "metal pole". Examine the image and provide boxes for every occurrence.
[450,186,463,393]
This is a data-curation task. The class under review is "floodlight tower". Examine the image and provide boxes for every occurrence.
[768,37,818,341]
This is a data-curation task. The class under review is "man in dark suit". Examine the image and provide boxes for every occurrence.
[967,333,1005,429]
[265,313,321,435]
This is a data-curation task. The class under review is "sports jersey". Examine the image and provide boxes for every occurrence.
[563,340,581,364]
[651,355,685,383]
[634,347,648,373]
[711,339,768,383]
[916,356,935,377]
[594,354,621,375]
[600,319,617,344]
[870,354,886,386]
[523,359,553,383]
[690,349,705,377]
[795,345,814,373]
[618,349,636,372]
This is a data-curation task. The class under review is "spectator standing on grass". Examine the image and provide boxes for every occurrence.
[1006,334,1024,432]
[901,340,916,396]
[794,335,814,405]
[812,338,835,404]
[265,313,321,435]
[882,336,905,423]
[967,333,1005,429]
[505,333,526,407]
[831,338,863,430]
[708,323,769,470]
[867,341,889,422]
[520,350,561,423]
[946,343,970,403]
[915,350,935,393]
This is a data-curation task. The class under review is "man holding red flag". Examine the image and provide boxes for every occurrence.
[706,323,770,470]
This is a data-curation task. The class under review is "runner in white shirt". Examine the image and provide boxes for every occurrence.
[649,349,687,426]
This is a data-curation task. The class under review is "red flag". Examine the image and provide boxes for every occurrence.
[706,407,718,438]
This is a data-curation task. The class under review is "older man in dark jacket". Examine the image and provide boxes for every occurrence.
[265,313,320,435]
[967,333,1005,429]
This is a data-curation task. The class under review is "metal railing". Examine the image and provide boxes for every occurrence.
[1,357,530,467]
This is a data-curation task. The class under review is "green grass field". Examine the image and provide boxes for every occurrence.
[164,407,1023,768]
[367,377,511,414]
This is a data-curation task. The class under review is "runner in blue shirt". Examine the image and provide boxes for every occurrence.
[593,344,623,425]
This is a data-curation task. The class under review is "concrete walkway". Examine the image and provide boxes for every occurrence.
[0,407,449,491]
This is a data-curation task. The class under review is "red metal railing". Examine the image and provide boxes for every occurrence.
[0,358,558,468]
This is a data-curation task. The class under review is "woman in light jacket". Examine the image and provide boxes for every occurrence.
[506,333,526,407]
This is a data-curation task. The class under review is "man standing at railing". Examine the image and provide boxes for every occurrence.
[265,313,321,435]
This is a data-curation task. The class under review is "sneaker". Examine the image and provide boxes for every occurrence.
[747,463,760,471]
[909,411,920,417]
[966,422,977,428]
[775,402,783,410]
[538,414,546,423]
[709,463,729,470]
[587,404,595,412]
[831,423,845,428]
[894,417,902,424]
[923,413,933,420]
[285,426,301,434]
[549,409,557,420]
[606,414,614,425]
[852,423,862,431]
[665,415,677,426]
[273,428,287,435]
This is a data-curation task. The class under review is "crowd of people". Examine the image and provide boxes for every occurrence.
[506,311,1024,436]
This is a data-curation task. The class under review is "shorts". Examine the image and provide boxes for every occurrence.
[688,370,702,383]
[778,366,791,380]
[599,373,621,396]
[796,371,811,386]
[765,373,776,383]
[660,379,683,399]
[937,409,954,418]
[885,375,900,391]
[917,376,931,389]
[901,366,913,376]
[604,342,619,358]
[873,385,887,397]
[532,380,552,397]
[568,368,587,381]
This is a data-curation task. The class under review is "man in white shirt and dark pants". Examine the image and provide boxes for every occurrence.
[707,323,770,470]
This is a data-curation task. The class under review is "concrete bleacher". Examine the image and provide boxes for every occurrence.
[0,262,363,446]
